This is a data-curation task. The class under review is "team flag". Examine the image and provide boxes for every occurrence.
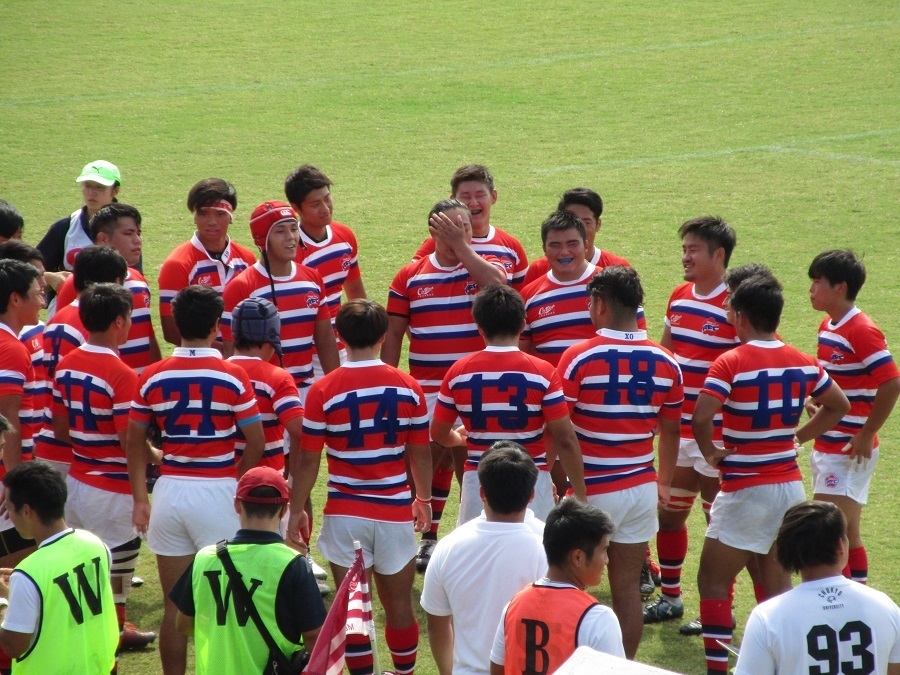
[306,543,380,675]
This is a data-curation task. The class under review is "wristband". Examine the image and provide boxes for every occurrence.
[415,496,432,505]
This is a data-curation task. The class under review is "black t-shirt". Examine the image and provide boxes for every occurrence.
[169,529,326,643]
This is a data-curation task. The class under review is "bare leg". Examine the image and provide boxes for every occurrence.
[608,541,647,659]
[156,554,194,675]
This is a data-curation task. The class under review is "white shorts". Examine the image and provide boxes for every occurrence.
[810,447,878,504]
[312,347,348,380]
[65,476,137,549]
[147,476,240,557]
[706,481,805,554]
[317,515,417,576]
[675,438,720,479]
[424,391,461,443]
[457,469,554,525]
[37,458,71,479]
[588,483,658,544]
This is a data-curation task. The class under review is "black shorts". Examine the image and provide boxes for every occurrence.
[0,527,35,558]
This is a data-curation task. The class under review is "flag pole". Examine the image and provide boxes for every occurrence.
[354,540,382,675]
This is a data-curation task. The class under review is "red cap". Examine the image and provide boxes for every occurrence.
[236,466,290,504]
[249,200,297,250]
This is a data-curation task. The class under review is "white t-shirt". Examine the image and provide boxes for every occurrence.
[475,508,545,536]
[489,579,625,665]
[735,575,900,675]
[420,518,547,675]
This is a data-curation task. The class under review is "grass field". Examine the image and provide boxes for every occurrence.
[2,1,898,673]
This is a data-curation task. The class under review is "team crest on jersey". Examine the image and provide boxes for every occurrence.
[416,286,434,298]
[465,280,478,295]
[830,349,845,364]
[306,293,319,308]
[502,259,513,270]
[65,247,84,269]
[341,253,352,271]
[701,318,720,335]
[818,586,842,604]
[31,338,40,349]
[670,314,682,326]
[824,474,839,489]
[538,305,555,318]
[195,274,214,286]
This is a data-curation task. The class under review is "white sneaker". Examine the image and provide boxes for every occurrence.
[308,555,328,580]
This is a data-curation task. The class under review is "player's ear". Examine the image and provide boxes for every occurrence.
[233,498,242,516]
[528,489,535,505]
[489,190,497,204]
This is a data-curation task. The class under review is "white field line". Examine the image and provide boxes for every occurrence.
[531,129,900,174]
[1,20,896,107]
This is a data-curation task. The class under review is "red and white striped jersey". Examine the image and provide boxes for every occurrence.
[228,355,304,471]
[49,269,158,374]
[221,262,331,393]
[702,340,833,491]
[0,323,36,471]
[52,345,138,493]
[434,346,569,471]
[157,233,256,318]
[35,302,88,463]
[523,247,632,287]
[387,253,510,394]
[664,282,739,441]
[296,221,361,320]
[558,329,683,495]
[813,308,898,454]
[300,360,430,523]
[413,225,528,290]
[18,323,45,452]
[130,348,261,479]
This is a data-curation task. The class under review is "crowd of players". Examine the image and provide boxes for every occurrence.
[0,158,897,674]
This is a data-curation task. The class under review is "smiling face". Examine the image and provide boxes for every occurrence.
[544,227,587,281]
[18,278,45,327]
[194,206,232,252]
[99,217,143,267]
[297,187,334,234]
[453,180,496,237]
[681,233,723,285]
[265,219,301,265]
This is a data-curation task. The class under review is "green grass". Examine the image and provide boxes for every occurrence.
[2,1,898,673]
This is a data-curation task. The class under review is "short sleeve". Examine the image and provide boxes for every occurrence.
[733,608,776,675]
[489,604,509,665]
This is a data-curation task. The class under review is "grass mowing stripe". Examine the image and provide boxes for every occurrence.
[3,19,896,108]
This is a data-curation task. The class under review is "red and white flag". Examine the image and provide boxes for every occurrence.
[306,545,374,675]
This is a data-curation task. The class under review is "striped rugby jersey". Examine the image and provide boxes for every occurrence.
[558,329,683,495]
[52,345,138,493]
[0,324,36,469]
[130,348,261,479]
[664,282,739,441]
[295,221,361,320]
[523,247,632,287]
[221,262,331,393]
[387,253,510,394]
[300,360,430,522]
[813,307,898,454]
[702,340,833,491]
[18,322,45,454]
[228,355,304,471]
[434,346,569,471]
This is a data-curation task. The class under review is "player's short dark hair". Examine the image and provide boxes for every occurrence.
[73,245,127,293]
[477,441,538,515]
[240,487,286,519]
[540,210,586,246]
[0,240,43,265]
[450,164,495,194]
[0,259,40,314]
[89,203,142,243]
[543,499,615,567]
[428,199,469,223]
[729,273,783,333]
[587,265,644,315]
[472,285,525,339]
[0,201,24,239]
[678,216,736,267]
[3,461,67,525]
[172,285,224,340]
[79,283,133,333]
[187,178,237,213]
[724,263,776,295]
[808,250,866,301]
[559,188,603,219]
[284,165,333,208]
[335,299,388,349]
[776,501,846,573]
